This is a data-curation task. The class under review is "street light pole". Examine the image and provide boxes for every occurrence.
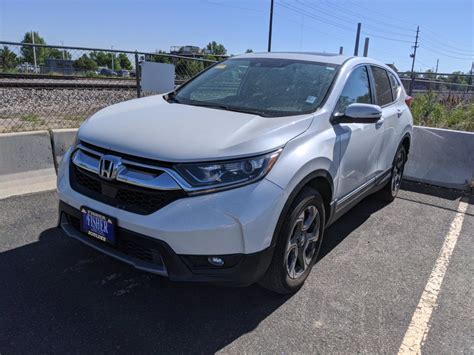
[267,0,274,52]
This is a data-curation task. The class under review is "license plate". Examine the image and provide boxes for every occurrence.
[80,207,116,245]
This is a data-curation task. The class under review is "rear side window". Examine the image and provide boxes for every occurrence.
[371,66,393,106]
[335,66,371,113]
[388,72,401,101]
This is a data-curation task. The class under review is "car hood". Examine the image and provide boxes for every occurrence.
[78,95,314,162]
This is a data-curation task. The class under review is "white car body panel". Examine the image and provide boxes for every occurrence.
[79,95,314,162]
[57,52,413,283]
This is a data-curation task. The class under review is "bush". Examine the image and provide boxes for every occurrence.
[411,92,473,132]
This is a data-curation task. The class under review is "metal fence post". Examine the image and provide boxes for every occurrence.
[135,51,141,98]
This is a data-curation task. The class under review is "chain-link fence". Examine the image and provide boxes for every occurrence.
[0,41,217,133]
[1,42,473,133]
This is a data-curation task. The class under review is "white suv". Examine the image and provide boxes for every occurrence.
[57,52,413,294]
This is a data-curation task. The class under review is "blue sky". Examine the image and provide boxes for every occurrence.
[1,0,472,73]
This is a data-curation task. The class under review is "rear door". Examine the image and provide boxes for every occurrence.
[369,66,403,172]
[334,65,384,200]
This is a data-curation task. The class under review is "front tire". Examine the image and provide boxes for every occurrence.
[378,146,407,202]
[259,187,325,294]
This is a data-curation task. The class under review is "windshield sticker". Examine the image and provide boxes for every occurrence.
[326,67,335,71]
[215,64,227,69]
[306,96,317,104]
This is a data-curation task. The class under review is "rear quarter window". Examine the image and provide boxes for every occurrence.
[371,66,393,106]
[388,72,402,101]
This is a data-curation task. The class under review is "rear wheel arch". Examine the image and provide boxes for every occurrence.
[401,133,411,155]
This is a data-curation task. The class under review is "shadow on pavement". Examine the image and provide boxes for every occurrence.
[0,194,391,353]
[319,194,390,261]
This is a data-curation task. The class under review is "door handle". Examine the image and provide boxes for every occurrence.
[397,109,405,118]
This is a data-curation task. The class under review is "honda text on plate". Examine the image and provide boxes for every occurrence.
[57,52,413,294]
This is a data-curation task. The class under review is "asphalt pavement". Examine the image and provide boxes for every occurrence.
[0,182,472,353]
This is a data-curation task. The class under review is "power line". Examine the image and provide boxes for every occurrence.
[319,0,417,34]
[419,44,474,61]
[344,0,473,50]
[275,1,355,32]
[274,7,348,42]
[418,35,474,57]
[297,0,415,39]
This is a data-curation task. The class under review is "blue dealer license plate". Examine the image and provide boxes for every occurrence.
[80,207,116,245]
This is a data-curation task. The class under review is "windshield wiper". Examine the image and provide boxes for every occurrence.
[188,102,270,117]
[165,91,181,103]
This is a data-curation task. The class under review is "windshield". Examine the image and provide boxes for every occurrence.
[174,58,339,117]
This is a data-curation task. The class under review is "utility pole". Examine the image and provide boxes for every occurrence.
[268,0,274,52]
[111,46,114,70]
[408,25,420,96]
[339,46,343,55]
[31,31,37,68]
[61,41,65,60]
[363,37,370,57]
[467,61,473,93]
[435,58,439,74]
[354,22,361,56]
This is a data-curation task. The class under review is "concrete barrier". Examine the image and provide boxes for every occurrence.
[51,128,77,168]
[0,126,472,200]
[0,130,57,199]
[404,126,474,190]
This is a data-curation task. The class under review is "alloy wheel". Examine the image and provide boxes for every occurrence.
[391,149,406,195]
[285,205,321,280]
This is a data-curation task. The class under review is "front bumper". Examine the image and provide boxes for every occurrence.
[59,201,274,286]
[58,147,287,255]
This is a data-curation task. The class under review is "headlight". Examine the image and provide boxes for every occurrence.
[174,149,282,192]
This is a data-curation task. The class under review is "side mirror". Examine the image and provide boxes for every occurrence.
[332,103,383,124]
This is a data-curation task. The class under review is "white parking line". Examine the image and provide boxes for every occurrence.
[398,198,469,354]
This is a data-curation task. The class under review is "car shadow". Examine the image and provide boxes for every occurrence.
[318,194,390,261]
[1,194,391,353]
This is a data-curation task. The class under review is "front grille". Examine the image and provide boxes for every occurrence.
[67,214,164,266]
[70,164,186,215]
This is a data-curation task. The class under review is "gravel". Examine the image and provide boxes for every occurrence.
[0,87,138,132]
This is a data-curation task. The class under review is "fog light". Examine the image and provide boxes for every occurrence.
[208,257,225,266]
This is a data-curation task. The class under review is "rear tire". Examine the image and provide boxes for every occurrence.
[259,187,325,294]
[378,146,407,202]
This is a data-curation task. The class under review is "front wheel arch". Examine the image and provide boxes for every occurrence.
[270,169,333,249]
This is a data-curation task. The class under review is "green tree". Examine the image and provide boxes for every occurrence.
[149,50,172,64]
[90,51,113,68]
[449,71,467,84]
[0,46,19,69]
[21,31,47,65]
[117,53,132,70]
[48,48,72,60]
[73,54,98,71]
[245,49,253,53]
[206,41,227,55]
[20,32,72,65]
[176,59,204,79]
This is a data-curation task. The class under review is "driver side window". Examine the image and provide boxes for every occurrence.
[335,66,371,114]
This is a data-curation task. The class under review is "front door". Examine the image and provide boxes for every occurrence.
[334,65,384,200]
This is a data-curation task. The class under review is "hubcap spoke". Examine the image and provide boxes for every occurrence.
[285,204,321,280]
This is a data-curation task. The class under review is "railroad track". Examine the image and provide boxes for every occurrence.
[0,72,137,89]
[0,81,137,89]
[0,72,136,81]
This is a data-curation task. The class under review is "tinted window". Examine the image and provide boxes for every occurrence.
[371,66,393,105]
[176,58,339,117]
[388,71,401,101]
[335,66,371,113]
